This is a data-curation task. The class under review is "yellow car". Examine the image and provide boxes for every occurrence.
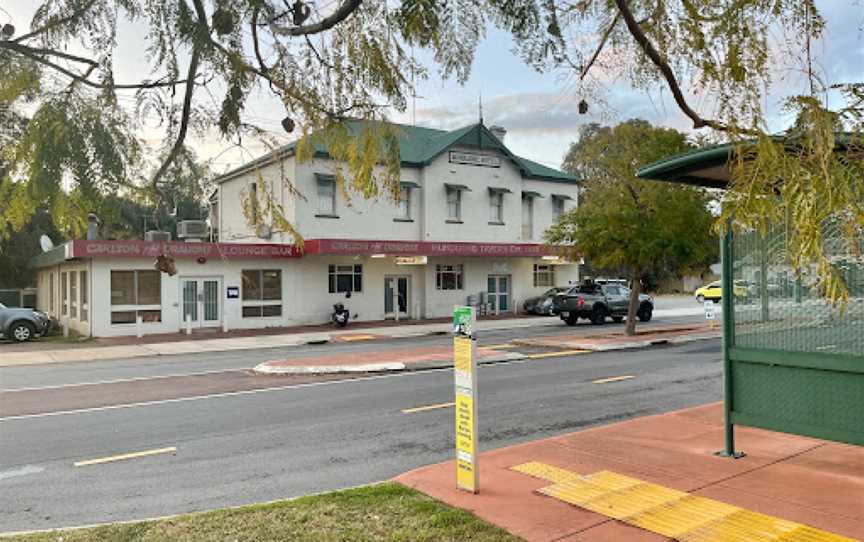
[695,280,749,303]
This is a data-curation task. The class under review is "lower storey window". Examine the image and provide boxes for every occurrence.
[242,269,282,318]
[533,264,555,287]
[242,304,283,318]
[110,270,162,324]
[111,309,163,324]
[329,264,363,293]
[436,264,464,290]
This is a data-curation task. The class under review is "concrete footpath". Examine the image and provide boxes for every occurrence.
[396,403,864,542]
[0,306,706,367]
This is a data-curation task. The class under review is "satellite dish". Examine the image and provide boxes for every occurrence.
[40,234,55,253]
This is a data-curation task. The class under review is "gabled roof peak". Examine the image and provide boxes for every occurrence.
[215,120,578,184]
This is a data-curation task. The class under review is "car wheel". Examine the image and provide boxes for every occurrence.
[638,308,653,322]
[696,294,705,303]
[10,321,35,342]
[590,306,606,325]
[547,305,556,316]
[612,316,624,323]
[713,298,721,304]
[565,314,578,326]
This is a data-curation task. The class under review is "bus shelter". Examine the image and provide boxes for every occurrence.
[638,144,864,454]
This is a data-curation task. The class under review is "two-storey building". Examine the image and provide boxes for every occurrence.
[31,121,580,337]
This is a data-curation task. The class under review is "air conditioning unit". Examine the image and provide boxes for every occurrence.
[177,220,208,240]
[145,230,171,242]
[256,224,272,240]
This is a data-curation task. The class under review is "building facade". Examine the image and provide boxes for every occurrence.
[31,122,580,337]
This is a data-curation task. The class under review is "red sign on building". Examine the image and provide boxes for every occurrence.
[70,240,302,260]
[304,239,554,257]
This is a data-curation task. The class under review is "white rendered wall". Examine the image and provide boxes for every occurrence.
[216,149,579,246]
[217,158,297,244]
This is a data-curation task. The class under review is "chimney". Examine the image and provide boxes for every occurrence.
[86,213,99,240]
[489,125,507,143]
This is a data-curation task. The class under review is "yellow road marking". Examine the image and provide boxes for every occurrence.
[339,334,376,342]
[592,375,635,384]
[401,402,455,414]
[74,447,177,467]
[511,462,855,542]
[483,343,518,349]
[526,350,590,359]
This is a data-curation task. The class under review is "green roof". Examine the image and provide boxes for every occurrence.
[215,120,578,184]
[635,142,734,189]
[636,132,864,189]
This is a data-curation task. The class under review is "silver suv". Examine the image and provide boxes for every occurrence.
[0,303,52,342]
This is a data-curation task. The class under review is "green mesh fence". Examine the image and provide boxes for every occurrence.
[731,222,864,357]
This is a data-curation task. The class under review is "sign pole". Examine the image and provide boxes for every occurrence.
[453,305,479,493]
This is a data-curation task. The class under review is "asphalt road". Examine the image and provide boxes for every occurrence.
[0,313,702,391]
[0,334,722,533]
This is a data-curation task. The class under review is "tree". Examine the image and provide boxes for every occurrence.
[537,1,864,305]
[546,120,717,335]
[0,0,563,238]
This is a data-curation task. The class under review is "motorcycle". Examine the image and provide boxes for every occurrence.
[332,291,352,327]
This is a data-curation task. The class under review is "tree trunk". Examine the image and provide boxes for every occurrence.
[625,270,642,336]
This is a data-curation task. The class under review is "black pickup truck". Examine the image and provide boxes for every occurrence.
[552,283,654,325]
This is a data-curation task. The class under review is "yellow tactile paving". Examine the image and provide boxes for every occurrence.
[510,461,581,483]
[509,462,856,542]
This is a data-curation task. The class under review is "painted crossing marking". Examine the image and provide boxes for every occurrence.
[337,334,377,342]
[73,447,177,467]
[592,375,635,384]
[0,465,45,481]
[511,462,855,542]
[526,350,590,359]
[401,401,455,414]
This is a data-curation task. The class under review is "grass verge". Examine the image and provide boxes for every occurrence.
[5,483,521,542]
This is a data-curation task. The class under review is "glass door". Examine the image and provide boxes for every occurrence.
[384,276,410,319]
[487,275,511,313]
[181,277,221,328]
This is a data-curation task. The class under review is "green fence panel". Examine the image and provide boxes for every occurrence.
[725,220,864,448]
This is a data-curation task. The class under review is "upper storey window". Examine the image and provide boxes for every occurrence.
[316,175,337,217]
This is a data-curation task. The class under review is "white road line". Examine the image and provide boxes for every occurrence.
[74,447,177,467]
[401,402,455,414]
[592,375,635,384]
[0,367,454,422]
[0,368,246,393]
[0,465,45,481]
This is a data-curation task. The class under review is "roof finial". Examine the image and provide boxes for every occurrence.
[479,92,484,126]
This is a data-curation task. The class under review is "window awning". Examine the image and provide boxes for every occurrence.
[522,190,544,198]
[400,180,420,188]
[445,183,471,192]
[551,193,573,200]
[488,186,512,194]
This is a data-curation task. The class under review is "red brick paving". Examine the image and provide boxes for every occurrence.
[395,403,864,542]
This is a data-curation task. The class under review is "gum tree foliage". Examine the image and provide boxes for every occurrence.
[0,0,565,243]
[546,120,716,335]
[535,1,864,305]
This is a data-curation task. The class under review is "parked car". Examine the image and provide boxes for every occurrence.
[552,282,653,325]
[694,280,750,303]
[523,287,570,315]
[0,303,52,342]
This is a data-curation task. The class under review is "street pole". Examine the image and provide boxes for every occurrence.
[453,305,479,493]
[717,228,745,459]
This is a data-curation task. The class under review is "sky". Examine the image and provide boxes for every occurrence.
[3,1,864,175]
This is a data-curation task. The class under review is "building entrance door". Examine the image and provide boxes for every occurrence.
[180,277,222,328]
[487,274,511,314]
[384,276,410,320]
